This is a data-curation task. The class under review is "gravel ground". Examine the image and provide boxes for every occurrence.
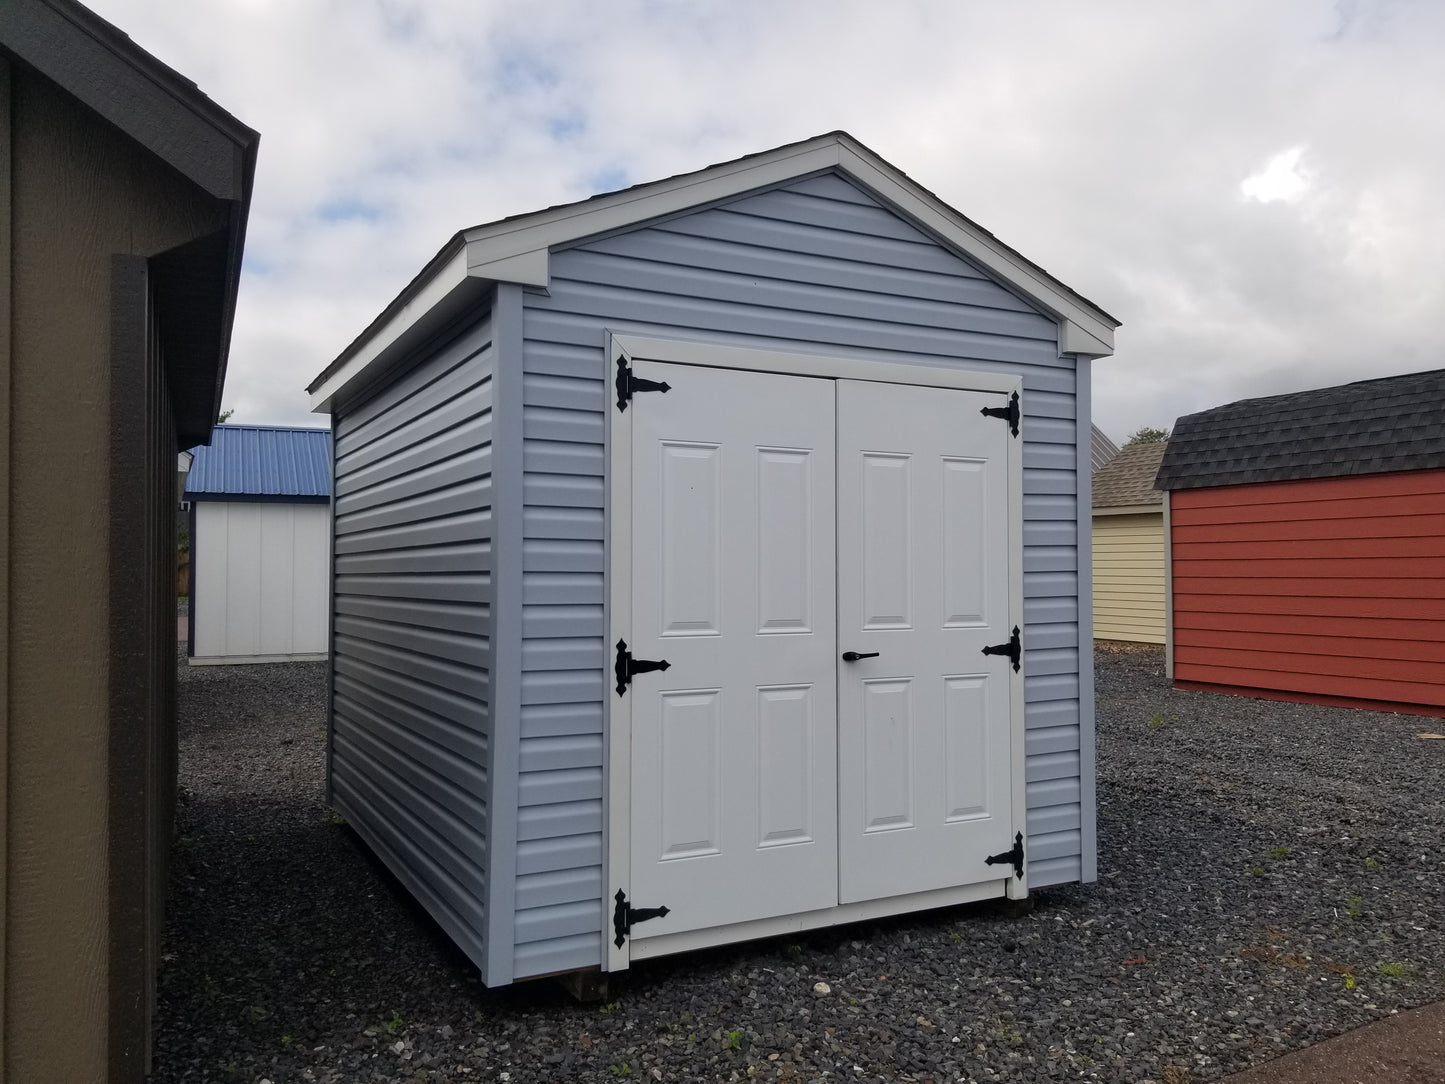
[151,645,1445,1083]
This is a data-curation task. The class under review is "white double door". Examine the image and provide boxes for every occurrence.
[623,361,1016,942]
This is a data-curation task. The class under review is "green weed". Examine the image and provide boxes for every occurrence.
[1378,962,1409,979]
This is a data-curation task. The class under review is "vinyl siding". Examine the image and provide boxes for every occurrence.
[1093,512,1166,643]
[328,311,495,971]
[1171,469,1445,710]
[513,171,1087,975]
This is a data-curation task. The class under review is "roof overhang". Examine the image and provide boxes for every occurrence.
[309,132,1118,413]
[1092,503,1163,517]
[3,0,259,448]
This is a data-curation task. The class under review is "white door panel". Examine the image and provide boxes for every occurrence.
[628,361,838,938]
[837,380,1014,904]
[620,362,1019,948]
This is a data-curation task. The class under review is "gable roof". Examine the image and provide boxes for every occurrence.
[1093,440,1166,509]
[1156,368,1445,492]
[1090,425,1120,473]
[308,131,1119,412]
[184,425,331,499]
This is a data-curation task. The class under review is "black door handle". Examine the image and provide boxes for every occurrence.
[841,651,880,662]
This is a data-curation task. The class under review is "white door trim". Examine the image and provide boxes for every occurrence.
[605,333,1027,972]
[612,333,1022,395]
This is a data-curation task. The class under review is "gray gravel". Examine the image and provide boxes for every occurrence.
[151,645,1445,1083]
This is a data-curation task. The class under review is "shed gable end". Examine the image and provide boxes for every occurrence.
[507,168,1092,978]
[567,172,1061,345]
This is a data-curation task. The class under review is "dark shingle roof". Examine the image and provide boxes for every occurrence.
[185,425,331,499]
[1155,368,1445,491]
[1093,441,1167,508]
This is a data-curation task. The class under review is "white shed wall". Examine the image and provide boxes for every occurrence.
[192,501,330,661]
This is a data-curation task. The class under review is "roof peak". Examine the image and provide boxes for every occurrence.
[309,133,1118,412]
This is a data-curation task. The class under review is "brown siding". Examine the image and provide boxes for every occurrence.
[1171,469,1445,713]
[0,57,12,1078]
[5,69,222,1082]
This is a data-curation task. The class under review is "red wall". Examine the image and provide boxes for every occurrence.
[1170,469,1445,714]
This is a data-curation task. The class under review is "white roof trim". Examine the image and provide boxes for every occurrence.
[311,132,1117,412]
[310,246,472,411]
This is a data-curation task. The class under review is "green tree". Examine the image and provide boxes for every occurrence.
[1125,425,1169,445]
[217,408,235,423]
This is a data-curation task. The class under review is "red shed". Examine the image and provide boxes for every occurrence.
[1155,369,1445,716]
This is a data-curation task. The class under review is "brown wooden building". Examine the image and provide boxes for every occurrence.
[1156,369,1445,716]
[0,1,257,1078]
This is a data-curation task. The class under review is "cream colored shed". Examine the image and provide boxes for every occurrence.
[1092,441,1167,643]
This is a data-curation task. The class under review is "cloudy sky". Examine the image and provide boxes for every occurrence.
[90,0,1444,445]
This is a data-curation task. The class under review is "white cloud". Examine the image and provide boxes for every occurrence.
[1241,147,1311,203]
[82,0,1445,442]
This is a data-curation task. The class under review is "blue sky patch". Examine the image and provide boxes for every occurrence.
[319,199,384,223]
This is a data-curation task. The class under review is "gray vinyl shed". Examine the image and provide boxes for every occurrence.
[307,132,1118,987]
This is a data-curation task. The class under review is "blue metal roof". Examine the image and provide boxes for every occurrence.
[184,424,331,499]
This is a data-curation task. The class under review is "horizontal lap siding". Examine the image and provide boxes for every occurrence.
[514,171,1084,974]
[330,312,496,971]
[1092,513,1165,643]
[1171,470,1445,710]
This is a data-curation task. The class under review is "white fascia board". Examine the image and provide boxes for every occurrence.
[315,132,1119,411]
[458,140,844,264]
[309,246,470,413]
[1060,320,1115,358]
[467,247,550,286]
[457,134,1115,356]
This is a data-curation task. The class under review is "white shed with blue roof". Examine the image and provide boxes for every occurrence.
[306,132,1118,987]
[184,424,333,663]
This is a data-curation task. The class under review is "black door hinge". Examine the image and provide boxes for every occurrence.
[613,889,670,947]
[986,832,1025,879]
[616,356,672,412]
[980,391,1020,437]
[982,625,1021,672]
[615,639,670,697]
